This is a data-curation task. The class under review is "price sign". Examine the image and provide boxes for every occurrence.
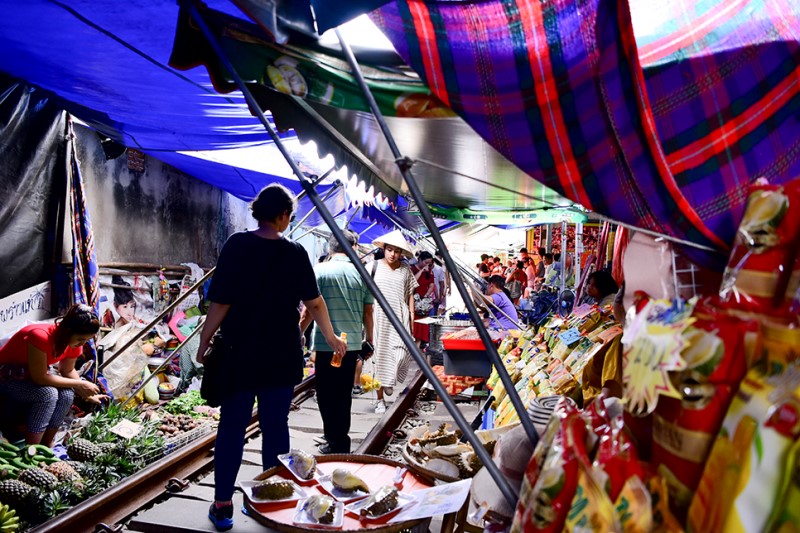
[558,328,582,346]
[109,419,142,439]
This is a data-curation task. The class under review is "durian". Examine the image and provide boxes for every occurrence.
[286,449,316,480]
[361,486,399,517]
[331,469,369,493]
[252,478,295,500]
[302,495,336,524]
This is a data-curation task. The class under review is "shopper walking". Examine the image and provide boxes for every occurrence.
[300,230,373,454]
[411,251,435,346]
[196,184,346,531]
[370,230,418,415]
[0,304,104,447]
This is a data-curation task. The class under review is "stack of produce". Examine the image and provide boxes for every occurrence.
[484,306,622,428]
[404,423,495,480]
[0,441,83,528]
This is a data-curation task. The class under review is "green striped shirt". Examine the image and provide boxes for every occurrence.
[312,255,374,352]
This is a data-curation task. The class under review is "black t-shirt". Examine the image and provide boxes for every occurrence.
[207,232,320,389]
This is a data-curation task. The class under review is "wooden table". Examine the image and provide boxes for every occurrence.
[244,454,436,533]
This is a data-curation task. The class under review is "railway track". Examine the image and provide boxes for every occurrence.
[30,371,434,532]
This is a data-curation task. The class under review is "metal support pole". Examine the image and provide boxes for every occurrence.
[575,222,583,290]
[188,4,519,507]
[334,30,538,447]
[357,221,378,237]
[560,220,567,295]
[293,209,349,242]
[285,180,341,239]
[344,204,362,229]
[295,167,335,202]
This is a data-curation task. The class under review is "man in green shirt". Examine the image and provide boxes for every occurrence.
[300,230,374,453]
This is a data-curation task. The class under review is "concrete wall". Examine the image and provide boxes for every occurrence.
[73,125,253,267]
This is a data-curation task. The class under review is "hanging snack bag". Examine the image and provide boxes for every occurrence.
[687,366,800,533]
[650,306,751,518]
[720,179,800,318]
[511,400,584,533]
[768,438,800,532]
[564,455,622,533]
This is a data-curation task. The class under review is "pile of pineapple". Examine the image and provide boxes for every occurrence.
[0,441,83,530]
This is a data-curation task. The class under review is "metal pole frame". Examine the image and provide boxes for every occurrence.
[99,179,328,372]
[333,29,538,446]
[187,3,520,507]
[285,180,342,239]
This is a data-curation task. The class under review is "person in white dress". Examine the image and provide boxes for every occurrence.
[369,230,418,414]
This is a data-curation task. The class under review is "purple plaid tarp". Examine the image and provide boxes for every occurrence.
[371,0,800,268]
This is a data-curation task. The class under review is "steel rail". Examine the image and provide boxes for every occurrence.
[356,370,426,455]
[182,2,520,508]
[31,376,317,532]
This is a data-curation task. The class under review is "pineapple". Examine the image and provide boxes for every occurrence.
[44,462,81,483]
[0,480,34,508]
[67,438,101,462]
[18,468,58,491]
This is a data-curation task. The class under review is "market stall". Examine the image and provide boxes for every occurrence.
[0,1,799,533]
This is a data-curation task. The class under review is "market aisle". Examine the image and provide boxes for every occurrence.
[127,358,482,532]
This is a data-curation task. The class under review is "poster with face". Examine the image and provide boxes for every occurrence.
[98,274,157,329]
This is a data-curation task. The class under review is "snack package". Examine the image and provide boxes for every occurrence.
[687,366,800,533]
[564,457,622,533]
[651,309,750,516]
[720,179,800,318]
[768,439,800,532]
[614,475,652,533]
[510,399,584,533]
[762,322,800,375]
[648,476,685,533]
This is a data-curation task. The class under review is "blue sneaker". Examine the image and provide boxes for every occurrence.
[208,502,234,531]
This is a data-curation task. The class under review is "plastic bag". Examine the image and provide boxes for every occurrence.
[719,179,800,318]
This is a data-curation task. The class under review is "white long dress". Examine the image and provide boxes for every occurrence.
[372,260,418,388]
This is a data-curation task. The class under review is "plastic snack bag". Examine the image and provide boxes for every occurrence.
[688,365,800,532]
[720,178,800,318]
[511,399,583,533]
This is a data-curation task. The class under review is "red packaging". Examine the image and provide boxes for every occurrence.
[650,307,749,518]
[720,179,800,318]
[510,400,587,533]
[594,415,644,502]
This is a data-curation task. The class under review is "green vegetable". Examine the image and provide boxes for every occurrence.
[163,390,207,417]
[142,368,159,405]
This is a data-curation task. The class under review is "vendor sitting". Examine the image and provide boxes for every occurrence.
[0,304,106,447]
[472,275,519,331]
[586,271,619,308]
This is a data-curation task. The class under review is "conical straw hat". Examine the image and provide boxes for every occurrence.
[372,230,414,257]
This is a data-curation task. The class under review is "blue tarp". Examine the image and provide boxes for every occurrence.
[0,1,415,240]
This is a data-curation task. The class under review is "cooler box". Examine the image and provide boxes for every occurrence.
[442,338,492,377]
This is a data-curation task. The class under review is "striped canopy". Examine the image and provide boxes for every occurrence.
[370,0,800,268]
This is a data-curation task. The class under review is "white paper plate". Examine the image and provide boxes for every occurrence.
[292,498,344,529]
[317,474,370,503]
[240,477,307,504]
[277,451,320,482]
[345,491,416,520]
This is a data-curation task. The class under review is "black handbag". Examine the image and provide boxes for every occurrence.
[200,332,228,407]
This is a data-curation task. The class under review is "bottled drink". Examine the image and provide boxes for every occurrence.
[331,332,346,367]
